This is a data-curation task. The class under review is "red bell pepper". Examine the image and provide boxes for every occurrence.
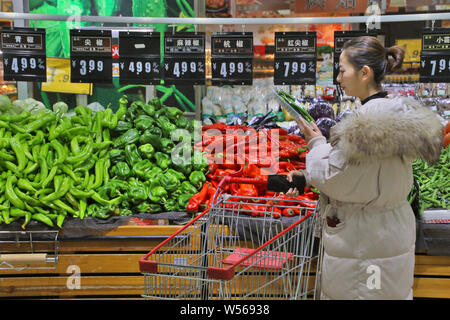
[238,183,259,198]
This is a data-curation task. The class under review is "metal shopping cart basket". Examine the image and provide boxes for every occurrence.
[139,176,320,300]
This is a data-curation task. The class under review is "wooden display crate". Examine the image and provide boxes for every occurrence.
[0,224,449,299]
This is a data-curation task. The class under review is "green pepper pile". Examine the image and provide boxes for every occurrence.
[411,146,450,213]
[0,94,210,228]
[107,97,208,215]
[0,96,129,228]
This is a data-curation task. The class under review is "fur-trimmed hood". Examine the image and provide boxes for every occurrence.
[330,96,443,165]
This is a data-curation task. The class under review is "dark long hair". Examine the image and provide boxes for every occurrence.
[343,36,405,84]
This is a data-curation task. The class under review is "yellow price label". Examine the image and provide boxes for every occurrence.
[396,39,421,63]
[42,58,92,95]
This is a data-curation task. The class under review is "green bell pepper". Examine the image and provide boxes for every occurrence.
[125,144,142,166]
[177,193,194,211]
[189,170,206,189]
[133,159,154,179]
[132,101,155,117]
[134,114,155,132]
[139,128,162,149]
[111,161,131,179]
[136,201,161,213]
[163,198,178,212]
[156,116,177,138]
[179,180,198,194]
[129,184,148,204]
[109,149,126,164]
[160,171,180,193]
[113,120,133,134]
[160,138,175,154]
[165,107,183,121]
[147,97,162,110]
[139,143,155,159]
[87,203,110,219]
[154,152,172,170]
[175,116,190,129]
[149,181,168,204]
[146,167,164,180]
[113,128,140,148]
[166,169,186,181]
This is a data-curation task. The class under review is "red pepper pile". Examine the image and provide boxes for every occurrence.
[186,123,318,217]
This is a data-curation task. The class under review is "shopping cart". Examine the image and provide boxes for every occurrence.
[139,176,320,300]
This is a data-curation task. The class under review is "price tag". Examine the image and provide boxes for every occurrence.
[333,30,378,84]
[274,32,317,85]
[211,32,253,86]
[70,29,112,83]
[1,27,47,82]
[163,32,205,85]
[42,58,92,94]
[119,31,161,85]
[420,28,450,83]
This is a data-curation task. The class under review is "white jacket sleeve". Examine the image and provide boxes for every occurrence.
[303,136,379,203]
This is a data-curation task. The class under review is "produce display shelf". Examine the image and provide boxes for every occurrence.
[422,209,450,224]
[0,223,449,299]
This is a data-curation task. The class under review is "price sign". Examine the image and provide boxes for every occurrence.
[274,32,317,85]
[163,32,205,85]
[211,32,253,86]
[420,28,450,83]
[1,27,46,82]
[119,31,161,85]
[42,58,92,94]
[70,29,112,83]
[333,30,378,84]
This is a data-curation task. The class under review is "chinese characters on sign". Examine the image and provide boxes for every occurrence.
[0,27,47,82]
[274,32,317,85]
[70,30,113,83]
[420,28,450,83]
[71,36,112,53]
[423,34,450,50]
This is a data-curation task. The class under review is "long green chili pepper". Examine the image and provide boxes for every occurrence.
[70,188,95,198]
[57,212,66,228]
[65,137,94,164]
[17,178,37,193]
[50,139,67,165]
[29,130,44,146]
[38,155,49,186]
[31,213,54,227]
[88,158,105,190]
[0,150,15,162]
[9,137,27,171]
[36,188,53,198]
[21,211,32,229]
[14,187,41,207]
[24,161,39,175]
[24,113,55,133]
[61,164,81,184]
[6,175,25,210]
[79,198,87,220]
[41,166,58,189]
[65,192,79,209]
[41,176,72,202]
[53,199,76,215]
[10,207,27,217]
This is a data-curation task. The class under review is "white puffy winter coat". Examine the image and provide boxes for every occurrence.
[304,96,443,300]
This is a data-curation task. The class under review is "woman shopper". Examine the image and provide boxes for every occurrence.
[286,36,443,300]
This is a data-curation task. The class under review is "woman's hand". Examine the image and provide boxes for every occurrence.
[284,170,304,198]
[296,117,323,143]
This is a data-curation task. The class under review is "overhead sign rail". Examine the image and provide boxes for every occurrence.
[0,12,449,25]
